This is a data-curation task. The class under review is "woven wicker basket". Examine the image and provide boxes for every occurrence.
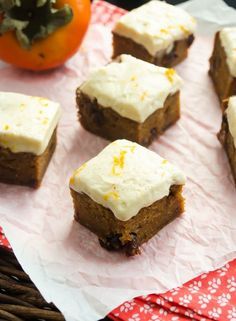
[0,246,65,321]
[0,246,114,321]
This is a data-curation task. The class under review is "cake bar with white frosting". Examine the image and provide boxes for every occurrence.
[0,92,61,187]
[209,28,236,102]
[77,55,182,146]
[0,92,61,155]
[112,0,196,67]
[70,139,186,255]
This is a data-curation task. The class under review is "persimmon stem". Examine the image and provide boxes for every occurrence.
[0,0,73,49]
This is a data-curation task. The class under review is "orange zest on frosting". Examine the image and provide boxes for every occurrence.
[3,124,10,130]
[160,28,169,34]
[179,25,190,35]
[70,163,87,185]
[165,68,176,83]
[130,75,137,81]
[130,75,138,88]
[42,117,49,125]
[19,103,26,111]
[112,150,127,175]
[124,145,136,153]
[140,91,148,101]
[35,97,49,107]
[103,190,120,201]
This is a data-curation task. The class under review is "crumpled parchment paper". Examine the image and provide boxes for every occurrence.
[0,0,236,320]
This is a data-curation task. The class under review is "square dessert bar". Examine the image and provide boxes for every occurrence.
[218,96,236,185]
[70,139,186,256]
[0,92,61,187]
[77,55,183,146]
[209,28,236,103]
[112,0,196,67]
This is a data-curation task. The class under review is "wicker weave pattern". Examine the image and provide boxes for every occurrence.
[0,247,65,321]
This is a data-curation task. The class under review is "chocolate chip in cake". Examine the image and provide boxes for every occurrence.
[124,233,141,256]
[99,234,123,251]
[99,233,140,256]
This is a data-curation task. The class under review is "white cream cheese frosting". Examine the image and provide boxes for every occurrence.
[70,139,186,221]
[220,27,236,77]
[0,92,61,155]
[80,55,183,123]
[226,96,236,148]
[113,0,196,56]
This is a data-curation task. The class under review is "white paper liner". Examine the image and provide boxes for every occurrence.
[0,0,236,320]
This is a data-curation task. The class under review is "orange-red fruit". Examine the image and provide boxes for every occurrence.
[0,0,91,71]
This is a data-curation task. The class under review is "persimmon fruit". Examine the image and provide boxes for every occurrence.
[0,0,91,71]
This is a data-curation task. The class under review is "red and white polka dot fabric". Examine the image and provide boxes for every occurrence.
[108,260,236,321]
[1,2,236,320]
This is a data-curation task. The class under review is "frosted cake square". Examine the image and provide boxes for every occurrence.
[209,28,236,103]
[70,139,186,256]
[112,0,196,67]
[0,92,61,187]
[77,55,182,146]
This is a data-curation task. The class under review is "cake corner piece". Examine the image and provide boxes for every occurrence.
[69,139,186,256]
[0,92,61,188]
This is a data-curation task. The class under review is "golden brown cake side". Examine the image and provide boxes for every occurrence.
[218,115,236,185]
[76,90,180,146]
[209,32,236,104]
[71,185,185,256]
[112,33,194,68]
[0,129,57,188]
